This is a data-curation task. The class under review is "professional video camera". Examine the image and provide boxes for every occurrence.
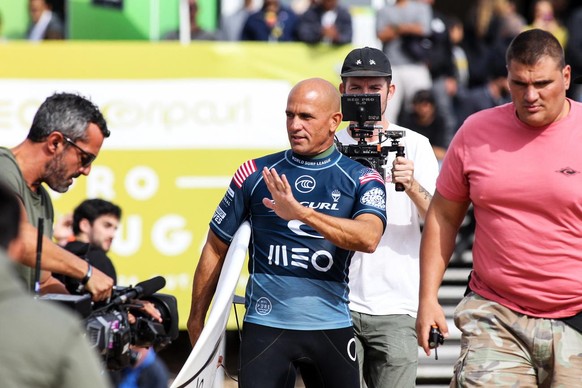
[40,276,179,371]
[336,93,406,191]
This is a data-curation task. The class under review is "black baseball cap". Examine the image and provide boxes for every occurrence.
[341,47,392,78]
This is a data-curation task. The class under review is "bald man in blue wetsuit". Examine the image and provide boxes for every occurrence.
[187,78,387,388]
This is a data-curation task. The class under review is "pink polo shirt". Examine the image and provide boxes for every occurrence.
[438,100,582,318]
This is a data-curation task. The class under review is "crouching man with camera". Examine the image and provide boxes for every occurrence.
[335,47,439,387]
[55,198,171,387]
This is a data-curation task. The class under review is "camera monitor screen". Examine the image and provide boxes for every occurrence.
[341,94,382,123]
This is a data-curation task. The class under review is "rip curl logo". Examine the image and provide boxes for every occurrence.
[288,220,323,238]
[556,167,580,176]
[255,297,272,315]
[361,187,386,210]
[295,175,316,193]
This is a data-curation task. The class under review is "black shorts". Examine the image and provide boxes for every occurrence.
[238,322,360,388]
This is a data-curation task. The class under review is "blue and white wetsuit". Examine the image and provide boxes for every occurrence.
[210,147,387,331]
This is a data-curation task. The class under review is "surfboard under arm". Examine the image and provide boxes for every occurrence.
[171,221,251,388]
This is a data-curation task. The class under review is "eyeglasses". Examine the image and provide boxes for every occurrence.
[63,136,96,168]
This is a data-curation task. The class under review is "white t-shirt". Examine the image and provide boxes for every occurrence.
[336,124,439,317]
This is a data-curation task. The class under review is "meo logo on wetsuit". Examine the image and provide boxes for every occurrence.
[267,220,333,272]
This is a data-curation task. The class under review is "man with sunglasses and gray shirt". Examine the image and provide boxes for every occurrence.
[0,92,113,301]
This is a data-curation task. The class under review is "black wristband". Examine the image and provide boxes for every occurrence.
[81,263,92,285]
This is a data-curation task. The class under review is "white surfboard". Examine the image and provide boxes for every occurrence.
[171,221,251,388]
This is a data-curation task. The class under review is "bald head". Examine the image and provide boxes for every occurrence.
[289,78,341,112]
[285,78,343,156]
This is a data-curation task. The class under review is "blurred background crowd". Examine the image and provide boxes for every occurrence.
[2,0,581,163]
[2,1,582,386]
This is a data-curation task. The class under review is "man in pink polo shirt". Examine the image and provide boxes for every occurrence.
[417,28,582,386]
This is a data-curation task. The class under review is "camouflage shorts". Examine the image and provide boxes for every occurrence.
[451,292,582,387]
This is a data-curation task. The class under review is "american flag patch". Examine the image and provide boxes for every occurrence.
[359,168,384,185]
[233,160,258,188]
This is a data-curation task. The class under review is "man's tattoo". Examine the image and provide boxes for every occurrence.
[419,185,432,201]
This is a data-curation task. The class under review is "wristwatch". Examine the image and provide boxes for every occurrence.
[81,263,93,286]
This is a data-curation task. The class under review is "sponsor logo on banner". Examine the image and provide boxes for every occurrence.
[0,79,289,149]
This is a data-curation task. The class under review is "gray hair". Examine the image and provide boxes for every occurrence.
[27,92,109,142]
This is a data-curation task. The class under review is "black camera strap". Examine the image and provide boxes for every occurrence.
[33,217,44,294]
[562,312,582,335]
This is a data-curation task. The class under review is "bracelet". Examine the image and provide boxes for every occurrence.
[81,263,92,285]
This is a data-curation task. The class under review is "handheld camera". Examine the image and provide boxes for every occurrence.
[40,276,179,370]
[428,325,445,360]
[336,93,406,190]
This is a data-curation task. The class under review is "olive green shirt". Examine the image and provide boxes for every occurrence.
[0,147,54,289]
[0,249,111,387]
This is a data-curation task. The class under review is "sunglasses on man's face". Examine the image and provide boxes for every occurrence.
[63,136,96,168]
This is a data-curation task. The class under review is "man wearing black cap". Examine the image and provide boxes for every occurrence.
[336,46,439,387]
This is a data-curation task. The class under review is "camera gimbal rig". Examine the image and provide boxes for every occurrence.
[337,94,406,191]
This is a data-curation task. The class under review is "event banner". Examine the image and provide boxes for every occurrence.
[0,42,353,328]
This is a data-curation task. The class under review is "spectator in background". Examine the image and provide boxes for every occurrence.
[55,198,121,293]
[566,6,582,101]
[454,46,511,125]
[525,0,568,48]
[462,0,496,88]
[27,0,65,40]
[492,0,526,44]
[295,0,352,45]
[218,0,258,41]
[399,89,448,162]
[240,0,298,41]
[447,16,469,91]
[0,10,5,41]
[0,183,110,388]
[53,212,74,246]
[116,346,169,388]
[463,0,524,88]
[163,0,216,40]
[418,0,458,148]
[376,0,433,124]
